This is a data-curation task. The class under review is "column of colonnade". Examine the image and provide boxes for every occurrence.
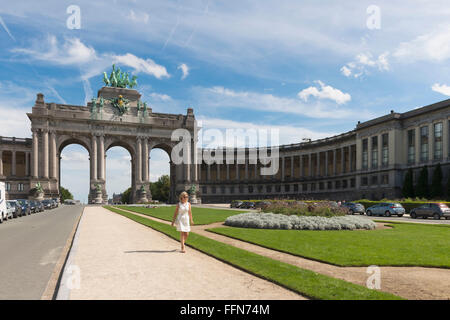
[201,147,358,181]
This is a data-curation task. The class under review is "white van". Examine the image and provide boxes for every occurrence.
[0,182,6,223]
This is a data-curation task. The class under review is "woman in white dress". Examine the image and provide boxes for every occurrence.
[171,191,194,253]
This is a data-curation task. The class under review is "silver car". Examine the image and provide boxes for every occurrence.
[366,202,405,217]
[5,201,14,220]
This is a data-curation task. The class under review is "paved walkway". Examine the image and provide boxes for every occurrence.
[57,206,305,300]
[120,208,450,300]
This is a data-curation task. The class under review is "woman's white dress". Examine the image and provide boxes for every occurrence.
[176,202,191,232]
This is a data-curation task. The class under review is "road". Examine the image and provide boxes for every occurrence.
[0,205,84,299]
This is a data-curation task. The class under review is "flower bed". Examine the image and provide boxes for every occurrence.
[261,201,347,217]
[224,212,376,231]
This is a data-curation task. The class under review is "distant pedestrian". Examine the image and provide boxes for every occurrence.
[337,200,342,206]
[171,191,194,253]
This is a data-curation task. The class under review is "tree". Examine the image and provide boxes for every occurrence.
[60,186,74,202]
[150,175,170,202]
[446,172,450,201]
[430,163,443,199]
[121,187,132,204]
[402,168,415,198]
[415,165,429,199]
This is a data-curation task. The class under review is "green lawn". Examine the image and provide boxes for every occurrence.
[116,205,244,225]
[207,222,450,268]
[104,206,401,300]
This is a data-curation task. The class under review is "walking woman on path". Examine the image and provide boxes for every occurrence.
[171,191,194,253]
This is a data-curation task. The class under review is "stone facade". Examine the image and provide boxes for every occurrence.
[0,86,200,204]
[199,99,450,203]
[1,88,450,204]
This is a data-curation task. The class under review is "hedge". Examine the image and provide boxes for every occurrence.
[232,199,450,213]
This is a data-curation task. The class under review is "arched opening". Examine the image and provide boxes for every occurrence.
[60,143,90,204]
[150,147,171,203]
[106,145,132,204]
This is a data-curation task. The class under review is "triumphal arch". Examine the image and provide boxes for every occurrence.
[27,66,200,204]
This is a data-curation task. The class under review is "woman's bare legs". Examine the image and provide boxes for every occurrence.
[180,232,185,252]
[180,232,189,252]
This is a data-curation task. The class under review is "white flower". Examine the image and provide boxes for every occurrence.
[225,213,376,231]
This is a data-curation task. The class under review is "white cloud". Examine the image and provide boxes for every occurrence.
[193,86,369,119]
[393,26,450,63]
[148,92,172,101]
[113,53,170,79]
[197,116,337,147]
[177,63,189,80]
[12,36,169,80]
[298,81,351,105]
[13,36,98,66]
[127,9,149,24]
[432,83,450,96]
[341,52,390,78]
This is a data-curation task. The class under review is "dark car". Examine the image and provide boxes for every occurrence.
[16,199,31,216]
[230,201,243,208]
[241,201,255,209]
[254,201,272,210]
[42,199,53,210]
[6,200,22,218]
[340,202,365,215]
[410,203,450,220]
[28,200,39,213]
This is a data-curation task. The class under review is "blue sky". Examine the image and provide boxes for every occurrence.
[1,0,450,202]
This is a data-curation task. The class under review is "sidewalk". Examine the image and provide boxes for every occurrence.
[118,207,450,300]
[57,206,305,300]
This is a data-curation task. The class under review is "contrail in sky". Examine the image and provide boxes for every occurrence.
[0,15,16,41]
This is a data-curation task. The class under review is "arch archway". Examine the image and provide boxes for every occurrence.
[149,147,171,203]
[105,144,132,204]
[27,86,199,204]
[59,143,90,203]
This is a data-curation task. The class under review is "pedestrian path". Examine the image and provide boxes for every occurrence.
[119,207,450,300]
[57,206,305,300]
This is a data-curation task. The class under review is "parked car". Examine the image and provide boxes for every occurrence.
[365,202,405,217]
[16,199,31,216]
[0,182,5,223]
[340,202,365,215]
[6,200,22,218]
[255,201,272,210]
[36,200,45,212]
[42,199,53,210]
[241,201,255,209]
[28,200,38,213]
[52,198,60,208]
[410,203,450,220]
[50,199,58,208]
[231,201,243,208]
[5,201,14,220]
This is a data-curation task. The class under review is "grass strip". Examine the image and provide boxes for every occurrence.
[207,222,450,268]
[116,205,244,225]
[104,205,402,300]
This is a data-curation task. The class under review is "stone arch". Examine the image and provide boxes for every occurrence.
[58,135,92,155]
[57,135,92,200]
[150,140,177,203]
[104,137,135,203]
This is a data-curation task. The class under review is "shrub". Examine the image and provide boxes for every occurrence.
[430,163,443,199]
[261,201,347,217]
[415,165,429,199]
[402,168,415,198]
[225,213,376,231]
